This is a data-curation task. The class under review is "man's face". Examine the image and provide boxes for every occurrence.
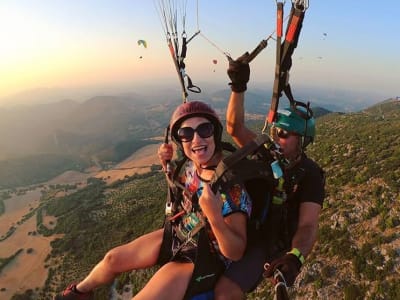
[278,134,300,158]
[272,127,301,159]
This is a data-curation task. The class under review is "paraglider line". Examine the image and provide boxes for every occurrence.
[194,0,290,62]
[198,32,231,60]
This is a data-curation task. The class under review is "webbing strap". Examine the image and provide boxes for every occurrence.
[167,38,188,102]
[210,135,272,193]
[267,2,284,125]
[266,2,307,125]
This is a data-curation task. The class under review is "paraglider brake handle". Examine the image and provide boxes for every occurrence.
[273,269,287,287]
[273,269,290,300]
[227,38,269,64]
[164,126,172,175]
[246,39,269,63]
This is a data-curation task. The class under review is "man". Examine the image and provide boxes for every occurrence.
[213,54,325,299]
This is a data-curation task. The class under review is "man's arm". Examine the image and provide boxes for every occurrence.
[263,201,322,286]
[226,91,257,147]
[291,202,321,257]
[226,53,258,147]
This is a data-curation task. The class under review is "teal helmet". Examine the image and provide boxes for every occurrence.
[274,105,315,148]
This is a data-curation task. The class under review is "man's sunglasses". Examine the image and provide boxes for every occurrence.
[177,122,214,142]
[275,128,297,139]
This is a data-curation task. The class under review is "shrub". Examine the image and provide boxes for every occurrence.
[344,284,364,300]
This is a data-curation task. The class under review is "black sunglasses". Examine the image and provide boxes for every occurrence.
[177,122,214,142]
[275,128,297,139]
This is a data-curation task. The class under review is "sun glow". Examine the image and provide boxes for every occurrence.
[0,6,68,96]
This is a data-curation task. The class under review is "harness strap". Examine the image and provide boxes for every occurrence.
[180,32,187,66]
[211,135,273,193]
[167,37,188,102]
[265,1,308,129]
[266,2,284,125]
[183,228,224,299]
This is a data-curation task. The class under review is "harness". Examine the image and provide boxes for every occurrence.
[261,163,307,257]
[158,136,278,299]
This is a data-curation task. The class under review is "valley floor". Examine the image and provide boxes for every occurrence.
[0,143,160,299]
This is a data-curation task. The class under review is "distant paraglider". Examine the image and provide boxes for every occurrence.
[137,39,147,59]
[137,39,147,48]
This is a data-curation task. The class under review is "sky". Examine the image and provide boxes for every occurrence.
[0,0,399,106]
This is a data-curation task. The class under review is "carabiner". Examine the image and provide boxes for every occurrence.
[165,202,172,215]
[292,0,309,11]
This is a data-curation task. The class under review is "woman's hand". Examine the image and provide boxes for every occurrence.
[199,183,223,223]
[199,183,247,261]
[157,143,173,171]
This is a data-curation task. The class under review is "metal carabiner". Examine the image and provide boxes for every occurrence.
[292,0,309,11]
[165,202,172,215]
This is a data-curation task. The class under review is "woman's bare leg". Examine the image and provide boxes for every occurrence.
[76,229,164,293]
[133,261,194,300]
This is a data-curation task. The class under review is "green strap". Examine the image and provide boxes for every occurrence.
[288,247,305,265]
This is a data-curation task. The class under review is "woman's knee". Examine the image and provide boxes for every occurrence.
[102,232,161,272]
[102,248,121,270]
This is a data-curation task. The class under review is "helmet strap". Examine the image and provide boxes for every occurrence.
[301,117,308,151]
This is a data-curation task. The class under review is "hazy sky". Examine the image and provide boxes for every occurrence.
[0,0,399,105]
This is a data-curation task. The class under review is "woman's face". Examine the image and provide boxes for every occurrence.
[178,117,216,166]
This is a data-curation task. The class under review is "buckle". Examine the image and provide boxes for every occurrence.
[165,202,172,215]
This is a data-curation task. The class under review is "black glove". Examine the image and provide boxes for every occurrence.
[227,52,250,93]
[263,253,302,287]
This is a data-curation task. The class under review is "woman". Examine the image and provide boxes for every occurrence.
[55,100,251,300]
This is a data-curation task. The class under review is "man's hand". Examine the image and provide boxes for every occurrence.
[227,52,250,93]
[263,253,302,287]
